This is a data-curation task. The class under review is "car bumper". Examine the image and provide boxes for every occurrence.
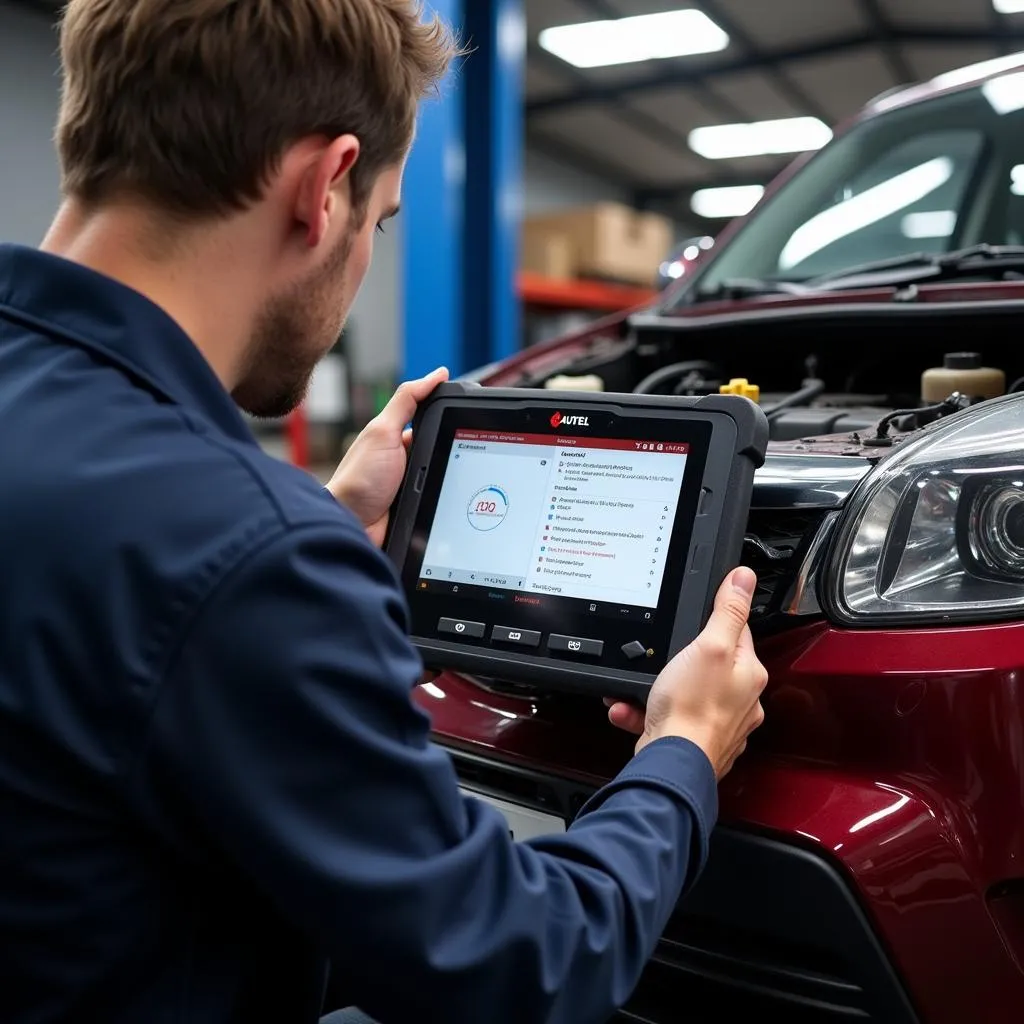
[418,618,1024,1023]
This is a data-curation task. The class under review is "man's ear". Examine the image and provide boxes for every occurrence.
[295,135,360,248]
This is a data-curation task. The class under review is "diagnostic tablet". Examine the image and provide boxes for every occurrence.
[385,383,768,701]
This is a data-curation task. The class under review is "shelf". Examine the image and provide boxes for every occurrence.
[517,271,657,311]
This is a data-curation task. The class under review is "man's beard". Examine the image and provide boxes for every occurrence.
[232,226,354,420]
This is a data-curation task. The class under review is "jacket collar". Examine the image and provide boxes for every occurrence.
[0,243,257,445]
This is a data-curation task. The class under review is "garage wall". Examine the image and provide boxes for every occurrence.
[522,149,628,214]
[347,223,401,380]
[0,3,61,246]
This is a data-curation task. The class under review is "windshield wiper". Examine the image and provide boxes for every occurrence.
[693,278,812,303]
[806,243,1024,291]
[687,243,1024,307]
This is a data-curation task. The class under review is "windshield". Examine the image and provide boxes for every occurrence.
[674,74,1024,305]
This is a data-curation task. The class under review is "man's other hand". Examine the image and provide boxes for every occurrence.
[605,567,768,780]
[328,367,449,546]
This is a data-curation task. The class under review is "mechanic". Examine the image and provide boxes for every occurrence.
[0,2,768,1023]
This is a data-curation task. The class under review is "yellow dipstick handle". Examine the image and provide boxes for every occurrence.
[720,378,760,403]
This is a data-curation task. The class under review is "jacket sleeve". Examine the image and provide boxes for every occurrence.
[132,520,718,1024]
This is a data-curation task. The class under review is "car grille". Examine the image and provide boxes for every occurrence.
[612,823,918,1022]
[447,752,918,1024]
[615,915,875,1022]
[740,509,829,625]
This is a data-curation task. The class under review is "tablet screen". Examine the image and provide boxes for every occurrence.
[403,407,712,678]
[420,429,689,609]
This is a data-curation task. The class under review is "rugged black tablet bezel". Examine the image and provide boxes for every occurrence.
[384,383,768,702]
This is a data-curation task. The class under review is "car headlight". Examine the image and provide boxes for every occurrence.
[828,394,1024,625]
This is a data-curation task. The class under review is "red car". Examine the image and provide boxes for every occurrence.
[416,52,1024,1023]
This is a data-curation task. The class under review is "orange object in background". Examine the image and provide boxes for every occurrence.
[518,271,656,311]
[286,406,309,469]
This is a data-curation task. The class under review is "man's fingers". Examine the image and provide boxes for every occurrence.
[402,428,413,451]
[377,367,449,433]
[607,701,645,735]
[703,567,757,652]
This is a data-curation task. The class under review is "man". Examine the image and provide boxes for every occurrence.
[0,2,768,1023]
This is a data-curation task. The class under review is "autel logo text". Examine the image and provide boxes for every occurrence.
[550,411,590,429]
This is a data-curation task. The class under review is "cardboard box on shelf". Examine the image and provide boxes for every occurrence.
[521,224,573,280]
[521,203,672,287]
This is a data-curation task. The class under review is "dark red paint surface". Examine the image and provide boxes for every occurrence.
[416,620,1024,1022]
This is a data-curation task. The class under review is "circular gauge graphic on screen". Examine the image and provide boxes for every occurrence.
[467,486,510,532]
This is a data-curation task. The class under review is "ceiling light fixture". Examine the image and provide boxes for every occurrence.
[994,0,1024,13]
[538,9,729,69]
[691,185,765,219]
[688,117,833,160]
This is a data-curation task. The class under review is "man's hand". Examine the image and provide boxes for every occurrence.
[328,367,449,546]
[606,567,768,779]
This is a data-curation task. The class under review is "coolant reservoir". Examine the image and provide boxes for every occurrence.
[921,352,1005,404]
[543,374,605,392]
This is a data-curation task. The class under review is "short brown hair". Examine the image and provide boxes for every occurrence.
[56,0,459,218]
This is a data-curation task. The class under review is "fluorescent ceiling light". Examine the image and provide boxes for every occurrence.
[689,117,832,160]
[691,185,765,219]
[930,51,1024,90]
[902,210,957,239]
[994,0,1024,13]
[983,69,1024,114]
[538,9,728,69]
[779,157,954,270]
[1012,165,1024,196]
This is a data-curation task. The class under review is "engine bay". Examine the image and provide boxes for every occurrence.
[500,304,1024,444]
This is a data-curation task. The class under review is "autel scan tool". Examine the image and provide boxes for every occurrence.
[385,383,768,701]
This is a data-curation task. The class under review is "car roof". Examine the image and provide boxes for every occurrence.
[865,50,1024,118]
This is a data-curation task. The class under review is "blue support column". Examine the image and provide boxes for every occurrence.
[401,0,524,380]
[462,0,525,369]
[402,0,465,381]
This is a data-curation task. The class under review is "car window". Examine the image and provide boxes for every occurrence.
[677,76,1024,303]
[775,131,983,278]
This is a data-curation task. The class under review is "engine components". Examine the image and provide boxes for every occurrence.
[922,352,1005,404]
[543,374,605,392]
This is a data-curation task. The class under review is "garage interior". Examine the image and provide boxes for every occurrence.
[2,3,1024,1023]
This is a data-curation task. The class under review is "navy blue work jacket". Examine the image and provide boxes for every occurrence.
[0,244,717,1024]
